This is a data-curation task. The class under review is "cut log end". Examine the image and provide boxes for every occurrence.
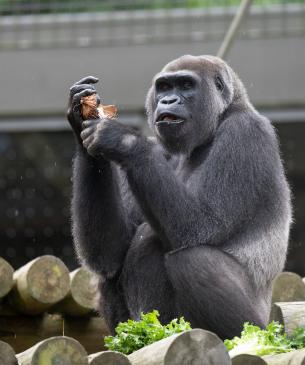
[17,336,88,365]
[0,340,17,365]
[27,255,70,304]
[0,257,14,298]
[128,329,231,365]
[10,255,70,314]
[88,351,131,365]
[272,272,305,303]
[70,268,99,311]
[165,329,231,365]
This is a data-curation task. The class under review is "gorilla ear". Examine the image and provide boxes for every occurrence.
[215,75,225,93]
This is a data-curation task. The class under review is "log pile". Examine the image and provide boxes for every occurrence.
[2,256,305,364]
[0,256,108,355]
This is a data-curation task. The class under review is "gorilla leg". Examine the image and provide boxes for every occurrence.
[165,246,268,340]
[122,223,178,325]
[98,274,130,334]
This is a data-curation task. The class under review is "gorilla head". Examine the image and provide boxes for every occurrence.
[146,55,248,154]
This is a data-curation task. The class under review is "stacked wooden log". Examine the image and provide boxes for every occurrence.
[2,255,305,364]
[0,330,232,365]
[230,271,305,365]
[0,256,108,355]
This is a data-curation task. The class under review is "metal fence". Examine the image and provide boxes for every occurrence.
[0,1,304,50]
[0,0,303,15]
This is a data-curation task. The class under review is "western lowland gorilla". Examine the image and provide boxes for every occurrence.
[67,55,291,340]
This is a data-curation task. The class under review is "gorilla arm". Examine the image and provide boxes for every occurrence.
[71,151,134,277]
[68,77,137,277]
[81,110,276,254]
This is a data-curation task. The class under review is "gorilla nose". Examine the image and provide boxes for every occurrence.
[160,95,181,105]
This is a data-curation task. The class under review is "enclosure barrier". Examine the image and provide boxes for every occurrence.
[2,256,305,364]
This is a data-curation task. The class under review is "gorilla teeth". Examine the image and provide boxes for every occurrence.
[160,114,176,121]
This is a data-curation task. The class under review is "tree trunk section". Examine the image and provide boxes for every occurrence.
[0,340,17,365]
[270,301,305,336]
[55,267,99,316]
[8,255,70,315]
[271,272,305,304]
[263,349,305,365]
[0,257,14,299]
[88,351,131,365]
[232,354,267,364]
[128,329,231,365]
[17,336,88,365]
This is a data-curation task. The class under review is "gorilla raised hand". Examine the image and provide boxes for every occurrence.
[67,55,291,339]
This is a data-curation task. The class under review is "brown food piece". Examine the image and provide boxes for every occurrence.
[81,94,117,120]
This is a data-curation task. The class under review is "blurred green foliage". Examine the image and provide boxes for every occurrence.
[0,0,303,15]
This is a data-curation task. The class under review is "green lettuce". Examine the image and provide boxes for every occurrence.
[224,321,305,357]
[104,310,191,355]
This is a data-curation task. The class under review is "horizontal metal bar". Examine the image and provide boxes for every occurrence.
[0,108,304,133]
[1,4,304,29]
[0,114,144,132]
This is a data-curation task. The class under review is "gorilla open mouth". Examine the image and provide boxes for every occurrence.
[156,113,185,126]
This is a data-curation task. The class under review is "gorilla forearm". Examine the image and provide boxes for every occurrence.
[123,141,225,251]
[72,147,131,276]
[119,112,278,253]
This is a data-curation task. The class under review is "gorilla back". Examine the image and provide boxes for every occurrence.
[67,55,291,340]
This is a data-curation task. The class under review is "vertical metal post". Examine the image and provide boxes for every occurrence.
[217,0,253,60]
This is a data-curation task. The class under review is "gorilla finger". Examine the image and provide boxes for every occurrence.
[74,76,99,86]
[82,135,94,149]
[72,89,96,105]
[80,126,95,140]
[82,119,101,129]
[70,84,96,96]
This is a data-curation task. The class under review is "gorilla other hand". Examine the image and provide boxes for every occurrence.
[80,118,142,163]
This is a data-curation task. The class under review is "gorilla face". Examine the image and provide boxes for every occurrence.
[153,70,201,150]
[146,55,236,154]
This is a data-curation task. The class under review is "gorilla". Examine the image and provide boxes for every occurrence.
[67,55,291,340]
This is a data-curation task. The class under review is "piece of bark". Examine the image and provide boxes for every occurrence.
[232,354,267,364]
[0,257,14,299]
[81,94,117,120]
[55,267,99,316]
[0,314,109,354]
[88,351,131,365]
[17,336,88,365]
[8,255,70,315]
[128,329,231,365]
[271,272,305,304]
[0,340,17,365]
[263,349,305,364]
[270,301,305,336]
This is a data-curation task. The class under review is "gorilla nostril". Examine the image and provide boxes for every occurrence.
[161,96,179,105]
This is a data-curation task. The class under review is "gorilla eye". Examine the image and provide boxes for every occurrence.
[180,80,193,90]
[156,81,171,92]
[215,76,225,92]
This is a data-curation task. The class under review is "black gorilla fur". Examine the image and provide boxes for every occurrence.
[67,55,291,339]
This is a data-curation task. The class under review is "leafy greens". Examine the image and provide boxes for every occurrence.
[104,310,191,355]
[224,321,305,357]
